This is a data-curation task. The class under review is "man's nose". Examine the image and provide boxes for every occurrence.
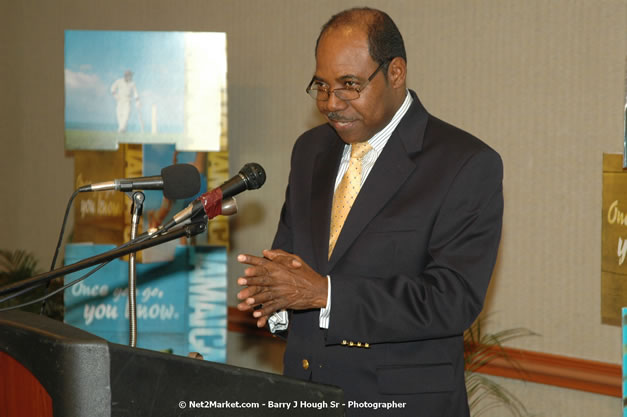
[324,92,348,112]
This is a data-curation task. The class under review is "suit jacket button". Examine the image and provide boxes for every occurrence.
[302,359,310,370]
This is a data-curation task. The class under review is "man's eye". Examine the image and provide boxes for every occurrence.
[344,81,360,89]
[313,82,328,90]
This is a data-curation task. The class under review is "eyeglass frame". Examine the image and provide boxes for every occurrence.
[305,61,387,101]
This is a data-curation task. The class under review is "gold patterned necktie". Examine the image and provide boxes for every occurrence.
[328,142,372,258]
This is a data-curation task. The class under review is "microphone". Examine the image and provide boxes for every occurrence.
[218,162,266,199]
[78,164,201,200]
[161,163,266,231]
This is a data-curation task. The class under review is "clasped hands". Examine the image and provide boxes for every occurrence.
[237,249,328,328]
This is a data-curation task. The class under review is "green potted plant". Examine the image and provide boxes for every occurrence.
[0,249,63,320]
[464,316,537,416]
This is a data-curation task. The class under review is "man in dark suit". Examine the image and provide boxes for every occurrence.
[236,7,503,416]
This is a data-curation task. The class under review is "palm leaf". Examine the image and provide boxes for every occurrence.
[464,316,538,416]
[466,372,529,416]
[0,249,40,285]
[0,249,63,320]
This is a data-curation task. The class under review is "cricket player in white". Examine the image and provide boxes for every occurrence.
[111,70,140,133]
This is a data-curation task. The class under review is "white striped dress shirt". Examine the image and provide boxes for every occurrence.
[319,90,413,328]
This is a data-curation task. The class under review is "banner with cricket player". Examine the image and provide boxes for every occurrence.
[63,31,229,359]
[64,30,226,152]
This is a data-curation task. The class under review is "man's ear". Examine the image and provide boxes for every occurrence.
[387,57,407,89]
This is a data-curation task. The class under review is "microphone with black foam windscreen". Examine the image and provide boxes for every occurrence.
[78,163,201,200]
[159,162,266,232]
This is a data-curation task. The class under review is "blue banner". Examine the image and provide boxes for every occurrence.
[64,244,227,362]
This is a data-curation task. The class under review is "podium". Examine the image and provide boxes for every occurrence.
[0,310,345,416]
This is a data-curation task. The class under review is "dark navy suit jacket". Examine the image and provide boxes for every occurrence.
[272,90,503,417]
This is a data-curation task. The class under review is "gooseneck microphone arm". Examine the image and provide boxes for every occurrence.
[1,163,264,303]
[0,221,207,299]
[127,191,144,347]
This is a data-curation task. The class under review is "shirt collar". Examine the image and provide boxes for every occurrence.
[365,89,413,153]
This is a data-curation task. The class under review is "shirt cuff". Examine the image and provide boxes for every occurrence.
[268,310,288,333]
[319,275,331,329]
[268,276,331,333]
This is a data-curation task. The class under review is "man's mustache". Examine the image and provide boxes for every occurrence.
[327,112,354,123]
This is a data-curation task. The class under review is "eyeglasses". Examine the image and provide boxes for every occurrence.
[305,62,385,101]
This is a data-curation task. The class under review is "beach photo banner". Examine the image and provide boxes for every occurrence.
[64,30,226,152]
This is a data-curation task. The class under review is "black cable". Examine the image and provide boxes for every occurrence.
[40,188,81,315]
[4,218,191,310]
[0,282,45,306]
[1,261,110,313]
[50,188,81,271]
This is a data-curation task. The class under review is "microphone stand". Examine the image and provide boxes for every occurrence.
[0,221,207,299]
[128,191,144,347]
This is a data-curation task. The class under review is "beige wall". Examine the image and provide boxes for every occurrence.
[1,0,624,415]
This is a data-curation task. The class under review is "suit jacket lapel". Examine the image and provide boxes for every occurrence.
[327,92,429,269]
[310,135,344,273]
